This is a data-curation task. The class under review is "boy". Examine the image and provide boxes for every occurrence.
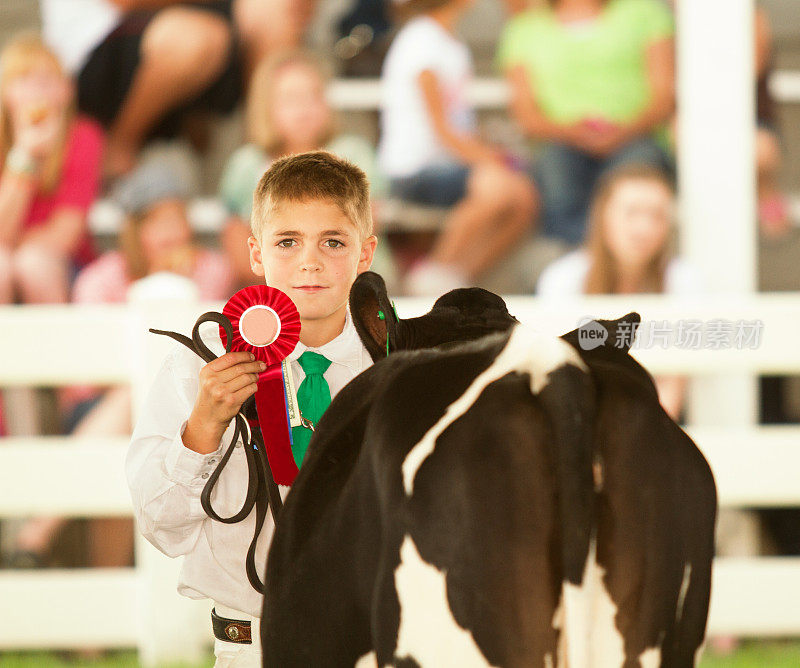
[126,151,378,667]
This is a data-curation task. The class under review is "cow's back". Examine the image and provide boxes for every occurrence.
[264,334,570,667]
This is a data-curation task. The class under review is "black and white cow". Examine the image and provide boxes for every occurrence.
[261,272,717,668]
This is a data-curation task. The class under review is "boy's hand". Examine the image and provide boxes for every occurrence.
[183,352,266,454]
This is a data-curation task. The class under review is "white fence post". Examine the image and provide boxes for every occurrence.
[676,0,758,428]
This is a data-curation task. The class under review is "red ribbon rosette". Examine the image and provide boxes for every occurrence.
[220,285,301,485]
[219,285,300,363]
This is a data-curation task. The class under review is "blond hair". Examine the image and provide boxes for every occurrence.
[584,164,675,295]
[246,50,335,155]
[0,32,73,193]
[251,150,372,241]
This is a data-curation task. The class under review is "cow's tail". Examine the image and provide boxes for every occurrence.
[525,336,596,667]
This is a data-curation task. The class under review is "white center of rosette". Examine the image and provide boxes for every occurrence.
[239,305,281,347]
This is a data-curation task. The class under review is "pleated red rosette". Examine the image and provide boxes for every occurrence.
[220,285,300,365]
[220,285,301,485]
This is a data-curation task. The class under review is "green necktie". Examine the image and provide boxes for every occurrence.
[291,351,332,468]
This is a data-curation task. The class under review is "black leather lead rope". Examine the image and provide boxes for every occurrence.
[245,436,270,593]
[199,412,258,524]
[149,310,285,594]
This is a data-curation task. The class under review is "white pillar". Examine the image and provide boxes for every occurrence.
[676,0,758,426]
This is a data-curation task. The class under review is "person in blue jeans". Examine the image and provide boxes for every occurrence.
[379,0,539,296]
[497,0,676,245]
[533,137,673,245]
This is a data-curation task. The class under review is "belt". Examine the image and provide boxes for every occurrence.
[212,607,252,644]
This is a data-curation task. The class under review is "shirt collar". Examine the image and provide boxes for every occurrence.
[287,307,363,371]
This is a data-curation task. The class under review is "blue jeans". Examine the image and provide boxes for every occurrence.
[531,137,674,245]
[389,163,470,208]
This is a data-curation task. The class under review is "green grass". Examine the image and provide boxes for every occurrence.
[2,642,800,667]
[700,639,800,667]
[0,651,212,668]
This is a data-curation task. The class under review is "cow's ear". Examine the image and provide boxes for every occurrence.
[561,311,641,355]
[599,312,641,353]
[350,271,399,362]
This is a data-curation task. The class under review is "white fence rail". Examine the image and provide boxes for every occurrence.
[325,70,800,111]
[1,296,800,662]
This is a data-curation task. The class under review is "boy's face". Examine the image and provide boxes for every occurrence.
[248,198,376,326]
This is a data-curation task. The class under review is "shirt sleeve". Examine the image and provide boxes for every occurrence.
[398,19,451,77]
[495,15,526,72]
[125,347,231,558]
[638,0,675,45]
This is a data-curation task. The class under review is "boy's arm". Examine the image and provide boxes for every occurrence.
[125,348,263,557]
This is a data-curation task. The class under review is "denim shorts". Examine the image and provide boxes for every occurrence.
[389,163,470,208]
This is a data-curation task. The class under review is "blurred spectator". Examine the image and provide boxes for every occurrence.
[753,6,788,238]
[537,163,697,420]
[0,33,103,305]
[218,50,396,288]
[78,161,234,302]
[8,159,232,569]
[40,0,317,177]
[379,0,538,297]
[498,0,675,245]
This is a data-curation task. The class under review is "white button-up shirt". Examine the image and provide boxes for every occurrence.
[126,309,373,617]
